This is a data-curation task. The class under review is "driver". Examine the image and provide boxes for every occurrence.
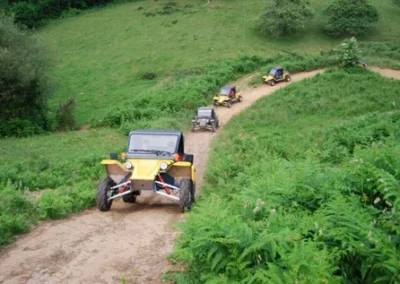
[229,88,235,99]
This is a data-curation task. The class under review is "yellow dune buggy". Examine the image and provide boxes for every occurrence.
[213,85,243,108]
[263,67,291,86]
[97,129,195,212]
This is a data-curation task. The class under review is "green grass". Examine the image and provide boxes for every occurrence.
[39,0,400,124]
[172,68,400,283]
[0,128,127,246]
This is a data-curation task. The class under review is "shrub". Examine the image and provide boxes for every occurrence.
[0,118,45,138]
[257,0,313,37]
[56,97,77,130]
[0,183,37,246]
[11,1,43,28]
[334,37,362,67]
[0,14,53,134]
[142,72,157,80]
[324,0,379,36]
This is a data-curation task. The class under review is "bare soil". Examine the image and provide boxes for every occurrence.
[1,68,398,284]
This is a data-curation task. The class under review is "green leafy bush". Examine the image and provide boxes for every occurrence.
[56,97,77,131]
[324,0,379,36]
[334,37,362,67]
[0,183,37,246]
[257,0,313,37]
[0,14,53,136]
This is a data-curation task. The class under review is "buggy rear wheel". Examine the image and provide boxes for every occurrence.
[179,178,193,212]
[97,177,114,212]
[122,192,137,203]
[191,124,196,132]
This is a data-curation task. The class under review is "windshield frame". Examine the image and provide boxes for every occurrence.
[197,109,212,118]
[126,133,181,159]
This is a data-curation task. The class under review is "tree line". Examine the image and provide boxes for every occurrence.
[2,0,116,28]
[258,0,381,37]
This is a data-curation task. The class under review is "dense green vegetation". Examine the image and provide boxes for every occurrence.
[0,128,125,245]
[3,0,135,28]
[172,69,400,283]
[324,0,379,36]
[38,0,400,125]
[0,15,53,136]
[257,0,313,37]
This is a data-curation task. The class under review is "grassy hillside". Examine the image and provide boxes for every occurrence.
[40,0,400,124]
[172,68,400,283]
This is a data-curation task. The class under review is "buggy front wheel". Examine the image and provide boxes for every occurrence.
[238,96,243,102]
[97,177,114,212]
[212,122,216,132]
[286,76,291,82]
[268,80,275,86]
[226,101,232,108]
[179,178,193,212]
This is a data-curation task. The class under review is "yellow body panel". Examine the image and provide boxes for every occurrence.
[214,95,229,103]
[100,158,194,182]
[213,92,241,103]
[263,73,289,82]
[129,158,173,180]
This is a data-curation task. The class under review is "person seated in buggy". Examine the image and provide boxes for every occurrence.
[229,88,235,99]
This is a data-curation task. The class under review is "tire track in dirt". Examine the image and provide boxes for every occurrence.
[1,68,399,284]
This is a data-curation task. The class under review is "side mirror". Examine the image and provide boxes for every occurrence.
[183,154,194,163]
[110,152,118,160]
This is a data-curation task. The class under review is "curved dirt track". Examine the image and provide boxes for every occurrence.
[1,67,399,284]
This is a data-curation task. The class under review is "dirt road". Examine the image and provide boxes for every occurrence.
[0,67,399,284]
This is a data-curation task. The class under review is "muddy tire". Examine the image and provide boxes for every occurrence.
[122,192,136,203]
[191,124,196,132]
[179,178,193,212]
[238,95,243,102]
[212,122,216,132]
[213,101,219,106]
[97,177,114,212]
[227,101,232,108]
[286,76,291,82]
[268,80,275,86]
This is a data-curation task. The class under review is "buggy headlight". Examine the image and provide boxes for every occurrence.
[160,162,168,170]
[124,161,133,170]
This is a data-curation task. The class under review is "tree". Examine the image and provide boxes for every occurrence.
[257,0,313,37]
[324,0,379,36]
[334,37,362,67]
[0,14,53,134]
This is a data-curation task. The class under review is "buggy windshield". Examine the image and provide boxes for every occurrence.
[198,109,212,117]
[269,69,278,75]
[219,87,232,96]
[128,134,179,154]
